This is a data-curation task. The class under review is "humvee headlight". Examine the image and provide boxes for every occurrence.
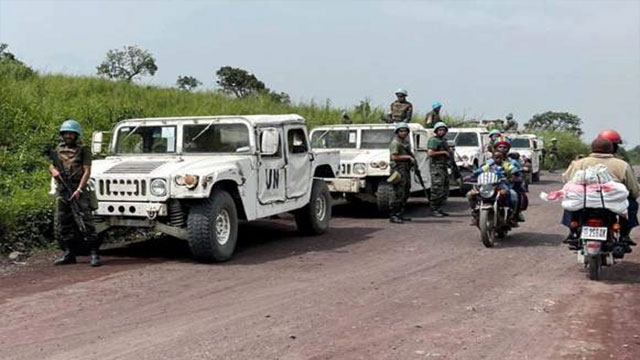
[370,160,388,169]
[87,178,96,191]
[150,179,167,196]
[175,174,199,189]
[353,163,367,175]
[462,155,469,162]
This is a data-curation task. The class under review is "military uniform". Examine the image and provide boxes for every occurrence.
[424,110,441,128]
[389,137,413,219]
[389,100,413,123]
[427,135,450,212]
[53,142,100,256]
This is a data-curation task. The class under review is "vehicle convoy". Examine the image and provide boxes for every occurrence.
[509,134,542,183]
[566,209,628,280]
[89,115,340,262]
[310,123,432,215]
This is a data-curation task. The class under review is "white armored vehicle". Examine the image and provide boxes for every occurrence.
[90,115,340,262]
[309,123,432,215]
[444,128,489,169]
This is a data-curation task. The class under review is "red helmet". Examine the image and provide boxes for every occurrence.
[597,129,622,144]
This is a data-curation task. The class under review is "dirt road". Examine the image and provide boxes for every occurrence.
[1,172,639,360]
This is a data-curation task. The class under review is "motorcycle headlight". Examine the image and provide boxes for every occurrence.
[150,179,167,196]
[353,163,367,175]
[479,184,495,198]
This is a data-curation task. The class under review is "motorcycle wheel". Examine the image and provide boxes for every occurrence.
[587,256,601,281]
[479,209,495,248]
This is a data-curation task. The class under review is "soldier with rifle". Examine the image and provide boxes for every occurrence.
[49,119,102,266]
[427,122,452,217]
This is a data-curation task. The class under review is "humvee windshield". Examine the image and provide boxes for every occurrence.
[445,131,458,141]
[455,132,479,147]
[311,130,357,149]
[511,138,531,148]
[116,125,177,154]
[183,123,250,153]
[360,129,395,149]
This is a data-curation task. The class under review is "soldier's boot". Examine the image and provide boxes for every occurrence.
[431,209,445,218]
[90,250,103,267]
[53,250,76,265]
[389,216,404,224]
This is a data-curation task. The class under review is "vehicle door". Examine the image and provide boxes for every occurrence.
[411,130,432,191]
[284,125,312,199]
[257,126,286,204]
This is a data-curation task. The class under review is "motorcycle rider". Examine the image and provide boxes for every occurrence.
[598,129,631,163]
[562,137,639,248]
[466,150,519,226]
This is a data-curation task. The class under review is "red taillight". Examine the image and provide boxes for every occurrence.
[586,242,601,249]
[585,219,603,227]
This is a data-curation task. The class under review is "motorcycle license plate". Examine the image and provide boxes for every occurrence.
[581,226,607,240]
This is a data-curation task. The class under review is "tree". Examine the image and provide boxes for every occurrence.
[524,111,583,136]
[0,43,17,62]
[268,91,291,105]
[176,75,202,91]
[215,66,266,98]
[96,45,158,81]
[0,43,35,79]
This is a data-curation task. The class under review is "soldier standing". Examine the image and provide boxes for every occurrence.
[424,101,442,128]
[427,122,451,217]
[387,88,413,123]
[49,120,102,267]
[388,122,414,224]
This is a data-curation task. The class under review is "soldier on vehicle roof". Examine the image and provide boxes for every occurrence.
[424,102,442,129]
[49,119,102,267]
[386,88,413,123]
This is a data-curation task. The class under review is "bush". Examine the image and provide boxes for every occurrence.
[537,130,591,168]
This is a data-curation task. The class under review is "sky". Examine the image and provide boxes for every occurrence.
[1,0,639,146]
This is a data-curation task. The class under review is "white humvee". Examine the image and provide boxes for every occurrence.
[309,123,432,215]
[90,114,340,262]
[444,127,489,169]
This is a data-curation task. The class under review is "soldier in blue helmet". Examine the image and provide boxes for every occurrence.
[427,121,451,217]
[49,119,102,267]
[424,101,442,128]
[388,122,414,223]
[386,88,413,123]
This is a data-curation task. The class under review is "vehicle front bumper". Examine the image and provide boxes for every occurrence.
[95,201,168,218]
[324,178,366,193]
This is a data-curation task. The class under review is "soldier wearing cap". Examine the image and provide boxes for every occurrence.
[424,102,442,128]
[388,122,414,223]
[387,88,413,123]
[49,119,102,267]
[427,122,451,217]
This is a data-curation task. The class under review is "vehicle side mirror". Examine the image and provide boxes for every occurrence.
[260,128,280,156]
[92,131,112,155]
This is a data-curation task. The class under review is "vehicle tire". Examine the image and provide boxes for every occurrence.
[295,179,331,235]
[479,209,495,248]
[375,182,392,216]
[187,189,238,263]
[587,256,601,281]
[532,171,540,182]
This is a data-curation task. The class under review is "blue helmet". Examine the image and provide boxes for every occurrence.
[59,119,83,137]
[432,101,442,110]
[394,122,409,133]
[433,121,448,131]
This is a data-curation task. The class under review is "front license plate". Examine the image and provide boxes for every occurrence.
[581,226,607,240]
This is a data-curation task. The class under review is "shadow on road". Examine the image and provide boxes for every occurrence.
[101,216,382,265]
[495,232,564,248]
[602,260,640,284]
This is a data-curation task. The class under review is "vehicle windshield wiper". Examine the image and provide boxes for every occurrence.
[122,122,143,141]
[191,122,215,142]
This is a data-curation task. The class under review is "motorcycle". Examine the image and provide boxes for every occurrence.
[473,171,516,247]
[566,208,628,280]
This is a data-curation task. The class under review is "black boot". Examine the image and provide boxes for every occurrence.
[90,250,103,267]
[53,250,76,265]
[389,216,404,224]
[431,209,445,218]
[620,233,637,246]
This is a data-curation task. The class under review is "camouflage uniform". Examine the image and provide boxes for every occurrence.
[54,142,100,254]
[427,135,450,211]
[389,137,413,219]
[424,110,441,128]
[389,100,413,123]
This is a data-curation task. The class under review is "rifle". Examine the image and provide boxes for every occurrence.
[446,142,462,182]
[49,150,87,234]
[409,154,430,200]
